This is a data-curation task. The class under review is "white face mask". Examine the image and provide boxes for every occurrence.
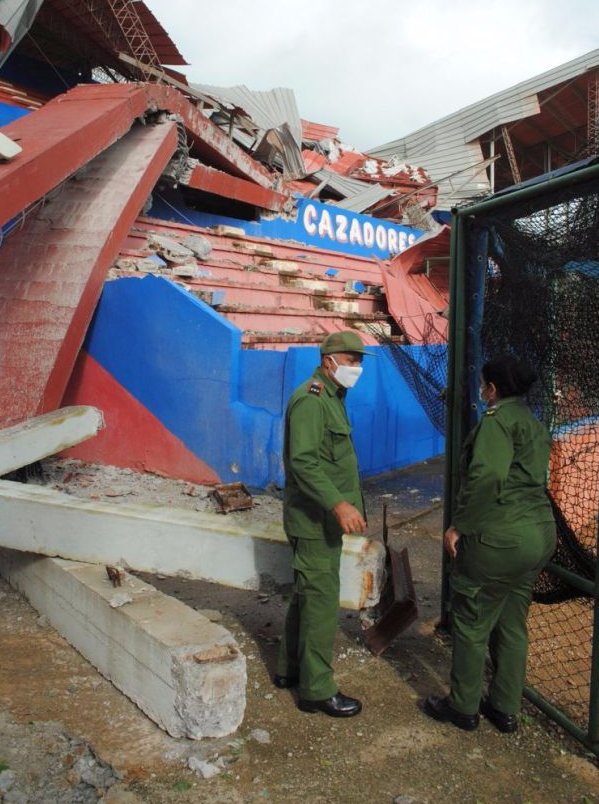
[329,355,363,389]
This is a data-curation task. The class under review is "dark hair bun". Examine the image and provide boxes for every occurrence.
[482,354,538,397]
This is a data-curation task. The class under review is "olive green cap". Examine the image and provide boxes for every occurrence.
[320,330,375,355]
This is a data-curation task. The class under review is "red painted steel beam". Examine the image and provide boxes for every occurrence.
[0,84,151,228]
[186,163,290,212]
[141,83,277,189]
[0,82,284,229]
[0,120,178,426]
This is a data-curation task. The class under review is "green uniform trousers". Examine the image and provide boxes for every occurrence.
[276,535,342,701]
[448,522,555,716]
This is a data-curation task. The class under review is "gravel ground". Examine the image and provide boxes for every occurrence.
[0,458,598,803]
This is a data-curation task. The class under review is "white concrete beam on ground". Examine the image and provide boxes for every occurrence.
[0,407,104,476]
[0,480,385,610]
[0,548,246,739]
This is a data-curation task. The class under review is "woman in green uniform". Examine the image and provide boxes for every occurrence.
[424,354,556,732]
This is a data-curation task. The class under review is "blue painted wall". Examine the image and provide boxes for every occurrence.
[148,189,422,261]
[0,102,29,126]
[83,275,444,488]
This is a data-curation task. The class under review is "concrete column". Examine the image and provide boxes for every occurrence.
[0,549,246,739]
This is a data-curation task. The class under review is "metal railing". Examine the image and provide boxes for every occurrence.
[443,158,599,755]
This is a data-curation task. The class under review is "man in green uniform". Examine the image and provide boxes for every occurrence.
[274,330,373,717]
[424,355,556,732]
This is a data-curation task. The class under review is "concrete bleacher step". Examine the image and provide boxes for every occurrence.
[116,244,384,295]
[241,322,393,350]
[185,275,385,314]
[216,303,389,321]
[133,219,388,284]
[121,217,396,350]
[218,304,392,339]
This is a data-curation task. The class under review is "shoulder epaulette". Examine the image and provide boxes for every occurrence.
[307,381,323,396]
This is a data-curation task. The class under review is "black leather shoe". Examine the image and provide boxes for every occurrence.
[423,695,479,731]
[273,674,299,689]
[480,698,518,733]
[298,692,362,717]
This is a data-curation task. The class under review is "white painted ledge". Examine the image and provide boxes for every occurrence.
[0,407,104,476]
[0,481,385,609]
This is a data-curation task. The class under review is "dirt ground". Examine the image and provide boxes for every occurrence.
[1,458,599,803]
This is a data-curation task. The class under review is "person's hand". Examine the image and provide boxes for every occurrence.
[444,526,460,558]
[332,501,367,534]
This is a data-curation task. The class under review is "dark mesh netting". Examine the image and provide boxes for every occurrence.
[461,173,599,732]
[364,320,448,435]
[466,181,599,604]
[384,339,447,434]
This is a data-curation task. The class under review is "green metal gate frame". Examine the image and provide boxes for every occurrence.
[443,160,599,755]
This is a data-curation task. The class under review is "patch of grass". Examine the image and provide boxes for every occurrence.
[0,761,10,772]
[171,780,192,792]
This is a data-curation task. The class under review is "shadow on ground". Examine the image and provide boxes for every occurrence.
[1,457,599,803]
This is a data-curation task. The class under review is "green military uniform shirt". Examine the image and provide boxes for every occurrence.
[283,366,363,539]
[452,396,554,543]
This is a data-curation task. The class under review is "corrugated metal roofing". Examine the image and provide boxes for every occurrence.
[301,118,339,143]
[328,150,365,176]
[193,84,303,149]
[334,183,394,213]
[313,168,384,200]
[0,0,43,60]
[301,148,327,175]
[368,48,599,209]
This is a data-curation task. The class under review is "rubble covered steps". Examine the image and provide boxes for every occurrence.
[0,549,247,739]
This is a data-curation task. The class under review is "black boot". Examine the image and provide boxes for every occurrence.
[298,692,362,717]
[423,695,479,731]
[480,698,518,733]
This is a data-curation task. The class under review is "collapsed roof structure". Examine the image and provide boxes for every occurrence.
[2,0,599,747]
[0,0,447,489]
[1,2,598,488]
[368,48,599,210]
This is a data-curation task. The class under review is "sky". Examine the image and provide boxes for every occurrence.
[144,0,599,152]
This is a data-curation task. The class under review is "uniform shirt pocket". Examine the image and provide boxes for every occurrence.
[325,424,353,462]
[479,530,521,549]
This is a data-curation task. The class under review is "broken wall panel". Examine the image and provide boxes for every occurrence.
[61,275,444,487]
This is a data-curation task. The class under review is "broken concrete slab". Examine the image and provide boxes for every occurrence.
[0,407,104,477]
[261,259,299,273]
[213,224,245,238]
[181,234,212,260]
[0,549,246,739]
[314,299,360,313]
[147,233,195,264]
[0,481,385,609]
[281,276,329,293]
